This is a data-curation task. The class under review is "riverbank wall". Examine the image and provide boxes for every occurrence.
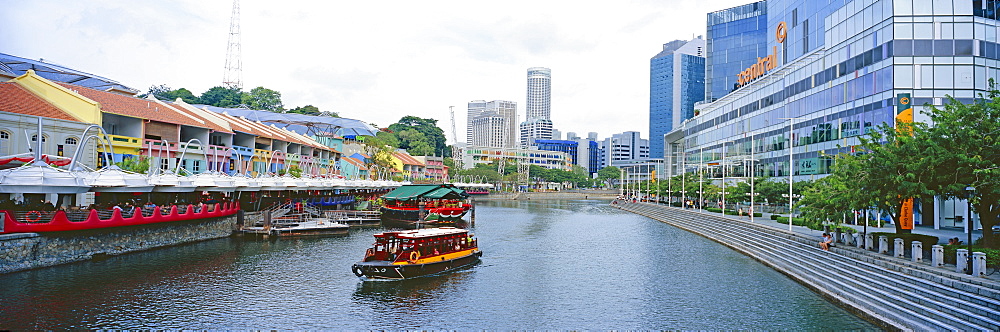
[616,202,1000,331]
[473,190,617,201]
[0,215,239,274]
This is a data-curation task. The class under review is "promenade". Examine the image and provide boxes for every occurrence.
[614,201,1000,331]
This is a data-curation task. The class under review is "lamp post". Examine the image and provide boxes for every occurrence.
[965,185,976,275]
[779,117,802,232]
[782,193,802,231]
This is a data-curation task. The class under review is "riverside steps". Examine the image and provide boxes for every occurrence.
[614,201,1000,331]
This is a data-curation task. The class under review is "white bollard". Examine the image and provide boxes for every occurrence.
[844,233,855,246]
[973,252,987,277]
[911,241,923,263]
[879,236,889,254]
[894,238,905,258]
[866,234,874,250]
[931,245,944,267]
[956,249,969,273]
[857,233,865,248]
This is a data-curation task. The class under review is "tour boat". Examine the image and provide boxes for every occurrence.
[379,184,472,228]
[351,227,481,280]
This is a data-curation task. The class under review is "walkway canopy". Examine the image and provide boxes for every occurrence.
[382,184,469,201]
[201,106,378,137]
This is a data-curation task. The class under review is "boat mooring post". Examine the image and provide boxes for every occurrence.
[471,204,476,226]
[418,200,426,226]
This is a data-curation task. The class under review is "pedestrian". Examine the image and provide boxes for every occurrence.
[819,233,834,250]
[738,207,744,216]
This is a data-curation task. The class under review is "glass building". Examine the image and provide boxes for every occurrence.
[668,0,1000,227]
[649,38,706,159]
[533,139,579,165]
[705,1,769,102]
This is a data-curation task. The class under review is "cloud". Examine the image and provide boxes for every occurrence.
[292,67,379,91]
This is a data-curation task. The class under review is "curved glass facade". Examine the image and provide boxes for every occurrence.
[706,1,769,102]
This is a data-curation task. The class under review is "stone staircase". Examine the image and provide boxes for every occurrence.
[616,202,1000,331]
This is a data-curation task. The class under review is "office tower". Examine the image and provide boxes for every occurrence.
[521,67,553,146]
[705,1,768,103]
[467,100,518,148]
[649,37,705,158]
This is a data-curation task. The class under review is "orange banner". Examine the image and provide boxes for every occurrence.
[899,199,914,230]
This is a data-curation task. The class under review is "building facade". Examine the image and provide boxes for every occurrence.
[459,145,572,171]
[705,1,769,103]
[668,0,1000,228]
[467,100,518,148]
[519,117,553,147]
[650,37,707,158]
[601,131,650,168]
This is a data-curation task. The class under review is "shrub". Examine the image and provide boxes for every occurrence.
[831,225,856,233]
[869,232,938,248]
[706,208,722,213]
[671,202,682,207]
[942,245,1000,267]
[770,214,781,220]
[775,216,823,230]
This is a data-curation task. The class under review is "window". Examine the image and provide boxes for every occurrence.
[65,137,78,145]
[0,131,8,140]
[31,135,47,142]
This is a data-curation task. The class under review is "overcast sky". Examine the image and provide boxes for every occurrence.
[3,0,752,144]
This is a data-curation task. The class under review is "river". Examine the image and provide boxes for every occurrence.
[0,199,877,330]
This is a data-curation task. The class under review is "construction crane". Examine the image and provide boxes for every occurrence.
[449,106,462,170]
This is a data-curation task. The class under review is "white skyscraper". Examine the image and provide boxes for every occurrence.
[521,67,553,146]
[467,100,517,148]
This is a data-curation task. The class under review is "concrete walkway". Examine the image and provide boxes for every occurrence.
[615,201,1000,330]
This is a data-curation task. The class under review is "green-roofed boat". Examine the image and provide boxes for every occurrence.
[380,184,472,229]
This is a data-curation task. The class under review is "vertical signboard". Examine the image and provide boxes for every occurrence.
[896,93,915,229]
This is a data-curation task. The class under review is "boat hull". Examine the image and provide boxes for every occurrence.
[352,250,482,280]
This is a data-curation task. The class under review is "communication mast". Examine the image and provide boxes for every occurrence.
[449,106,462,170]
[223,0,243,90]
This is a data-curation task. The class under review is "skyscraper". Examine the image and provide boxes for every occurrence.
[704,1,767,103]
[521,67,553,146]
[467,100,517,148]
[649,37,705,158]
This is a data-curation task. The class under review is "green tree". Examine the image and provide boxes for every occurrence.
[143,85,200,104]
[287,105,321,116]
[199,86,244,107]
[921,89,1000,248]
[387,116,448,157]
[242,86,284,112]
[360,135,397,171]
[597,166,620,187]
[115,155,150,174]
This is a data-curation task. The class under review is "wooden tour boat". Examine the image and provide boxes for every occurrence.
[351,227,481,280]
[379,184,472,228]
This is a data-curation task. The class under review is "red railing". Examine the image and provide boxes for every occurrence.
[1,202,241,234]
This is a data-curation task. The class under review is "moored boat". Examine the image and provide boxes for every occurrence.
[380,184,472,229]
[351,227,481,280]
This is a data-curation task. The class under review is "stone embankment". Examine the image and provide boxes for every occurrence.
[474,190,617,201]
[0,215,238,274]
[616,202,1000,331]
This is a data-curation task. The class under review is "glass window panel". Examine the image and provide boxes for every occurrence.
[955,65,974,88]
[955,40,974,55]
[933,0,954,15]
[954,23,974,39]
[934,39,954,55]
[895,0,914,15]
[941,23,955,39]
[934,65,954,87]
[914,39,934,55]
[913,0,934,15]
[894,65,914,88]
[955,0,974,15]
[921,65,934,88]
[895,23,914,39]
[914,23,934,39]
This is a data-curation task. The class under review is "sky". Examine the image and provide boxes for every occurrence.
[2,0,753,144]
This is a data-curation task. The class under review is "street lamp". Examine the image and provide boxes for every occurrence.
[782,193,802,231]
[965,185,976,275]
[780,116,803,232]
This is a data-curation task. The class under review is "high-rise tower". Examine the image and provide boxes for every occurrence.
[649,37,705,158]
[223,0,243,89]
[521,67,553,146]
[467,100,518,148]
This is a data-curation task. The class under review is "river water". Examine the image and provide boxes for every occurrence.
[0,199,877,330]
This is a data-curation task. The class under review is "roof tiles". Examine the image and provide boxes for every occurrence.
[0,82,78,122]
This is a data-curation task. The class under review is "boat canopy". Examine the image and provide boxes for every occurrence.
[382,184,468,201]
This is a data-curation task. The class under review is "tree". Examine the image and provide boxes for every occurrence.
[359,135,396,171]
[199,86,244,107]
[387,116,448,157]
[921,87,1000,248]
[142,85,200,104]
[597,166,620,187]
[287,105,321,116]
[242,86,284,112]
[116,155,150,174]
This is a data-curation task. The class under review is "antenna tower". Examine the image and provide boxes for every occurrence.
[223,0,243,90]
[449,106,462,169]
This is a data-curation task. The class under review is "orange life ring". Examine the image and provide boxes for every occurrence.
[25,210,42,223]
[409,251,421,262]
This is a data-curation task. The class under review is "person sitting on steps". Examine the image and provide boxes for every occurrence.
[819,233,834,251]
